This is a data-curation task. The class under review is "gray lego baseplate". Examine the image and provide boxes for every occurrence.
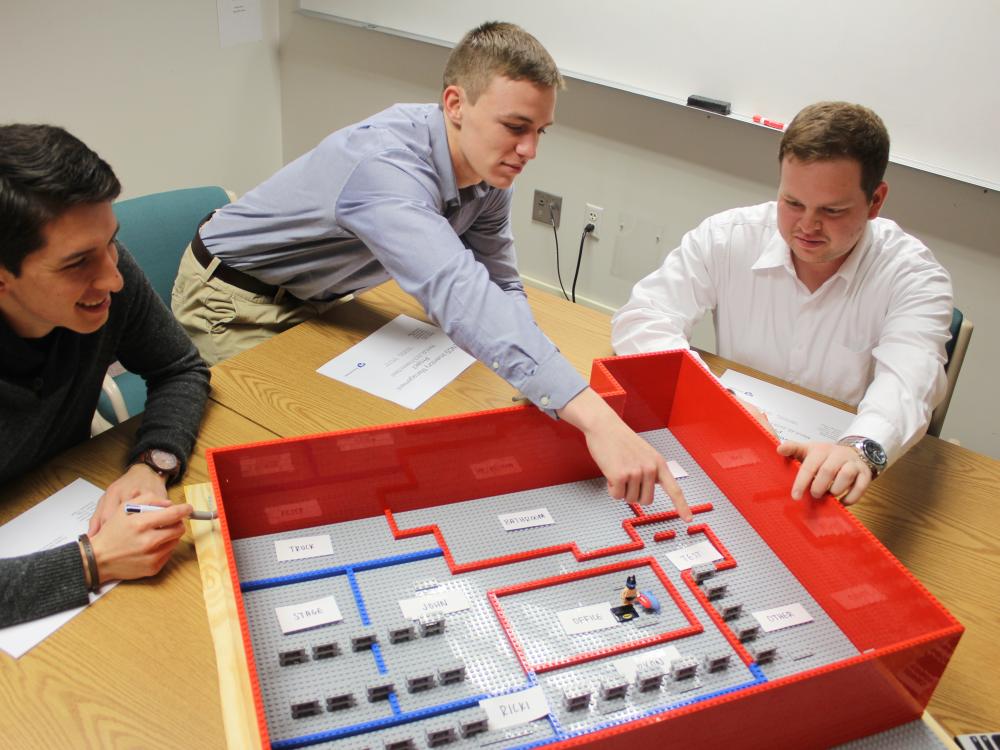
[227,428,927,749]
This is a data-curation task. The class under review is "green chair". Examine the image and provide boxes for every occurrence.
[94,186,233,428]
[927,307,974,438]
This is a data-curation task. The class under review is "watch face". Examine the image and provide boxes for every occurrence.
[150,449,179,471]
[862,440,887,467]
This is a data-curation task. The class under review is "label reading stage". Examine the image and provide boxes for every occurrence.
[498,507,555,531]
[275,596,342,634]
[666,540,723,571]
[480,686,550,731]
[613,645,683,681]
[752,603,814,632]
[557,602,617,635]
[399,588,471,620]
[275,534,334,562]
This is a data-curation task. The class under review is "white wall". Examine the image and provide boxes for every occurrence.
[1,0,283,199]
[278,7,1000,458]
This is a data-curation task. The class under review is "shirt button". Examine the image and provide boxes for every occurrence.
[540,396,550,406]
[492,360,500,370]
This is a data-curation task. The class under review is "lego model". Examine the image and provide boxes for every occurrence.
[208,351,962,750]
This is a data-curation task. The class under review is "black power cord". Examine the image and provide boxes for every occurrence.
[571,223,595,303]
[550,204,569,301]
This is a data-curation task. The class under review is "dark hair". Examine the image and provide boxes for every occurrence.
[779,102,890,200]
[443,21,564,103]
[0,124,121,275]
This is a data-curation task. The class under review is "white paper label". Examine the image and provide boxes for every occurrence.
[557,602,617,635]
[498,507,554,531]
[275,534,334,562]
[752,603,813,632]
[667,460,689,479]
[480,686,550,730]
[275,596,342,634]
[613,646,683,681]
[666,540,723,571]
[399,588,470,620]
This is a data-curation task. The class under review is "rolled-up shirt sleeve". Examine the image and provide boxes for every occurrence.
[336,150,586,413]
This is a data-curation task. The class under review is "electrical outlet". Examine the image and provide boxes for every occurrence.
[585,203,604,239]
[531,190,562,229]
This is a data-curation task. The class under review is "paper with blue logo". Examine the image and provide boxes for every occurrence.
[316,314,475,409]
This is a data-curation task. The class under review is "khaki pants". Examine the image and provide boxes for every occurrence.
[171,246,348,366]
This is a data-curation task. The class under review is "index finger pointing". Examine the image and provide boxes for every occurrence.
[658,465,692,522]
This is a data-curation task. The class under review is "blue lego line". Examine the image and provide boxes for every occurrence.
[388,690,401,715]
[370,640,387,673]
[345,568,369,625]
[239,548,442,592]
[351,547,444,571]
[271,693,489,750]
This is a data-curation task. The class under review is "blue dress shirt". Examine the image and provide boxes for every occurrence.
[201,103,586,412]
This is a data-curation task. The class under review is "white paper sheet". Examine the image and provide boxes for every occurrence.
[216,0,262,48]
[0,479,119,658]
[719,370,853,444]
[317,315,475,410]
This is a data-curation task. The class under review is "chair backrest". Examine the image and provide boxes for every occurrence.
[927,308,974,437]
[112,186,232,305]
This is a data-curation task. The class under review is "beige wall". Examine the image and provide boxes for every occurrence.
[1,0,283,199]
[278,7,999,458]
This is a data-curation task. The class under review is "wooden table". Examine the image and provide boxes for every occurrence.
[0,401,277,749]
[2,281,996,746]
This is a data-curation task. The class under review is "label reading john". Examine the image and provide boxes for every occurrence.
[399,588,470,620]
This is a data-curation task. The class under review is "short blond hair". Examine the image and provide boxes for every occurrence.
[443,21,563,103]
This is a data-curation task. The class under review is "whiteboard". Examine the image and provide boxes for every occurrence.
[300,0,1000,191]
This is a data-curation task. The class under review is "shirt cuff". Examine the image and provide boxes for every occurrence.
[839,413,902,466]
[516,351,589,418]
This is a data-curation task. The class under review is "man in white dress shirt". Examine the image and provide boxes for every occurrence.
[611,102,953,505]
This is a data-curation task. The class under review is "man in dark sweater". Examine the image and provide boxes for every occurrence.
[0,124,211,627]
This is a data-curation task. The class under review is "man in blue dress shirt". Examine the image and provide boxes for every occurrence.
[171,21,690,517]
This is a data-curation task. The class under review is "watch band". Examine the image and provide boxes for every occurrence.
[837,436,887,478]
[134,448,181,484]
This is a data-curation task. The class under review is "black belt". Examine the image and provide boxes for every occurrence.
[191,229,288,299]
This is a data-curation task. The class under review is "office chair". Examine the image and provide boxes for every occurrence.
[94,186,233,430]
[927,307,974,438]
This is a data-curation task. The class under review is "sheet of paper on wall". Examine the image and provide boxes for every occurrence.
[216,0,263,48]
[719,370,853,444]
[0,479,119,659]
[317,314,475,410]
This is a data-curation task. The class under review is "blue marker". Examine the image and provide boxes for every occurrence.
[125,503,217,521]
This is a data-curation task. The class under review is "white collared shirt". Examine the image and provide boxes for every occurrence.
[611,202,953,461]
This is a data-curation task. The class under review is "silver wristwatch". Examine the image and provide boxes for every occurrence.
[837,436,887,478]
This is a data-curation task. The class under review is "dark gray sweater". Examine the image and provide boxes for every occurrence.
[0,245,210,627]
